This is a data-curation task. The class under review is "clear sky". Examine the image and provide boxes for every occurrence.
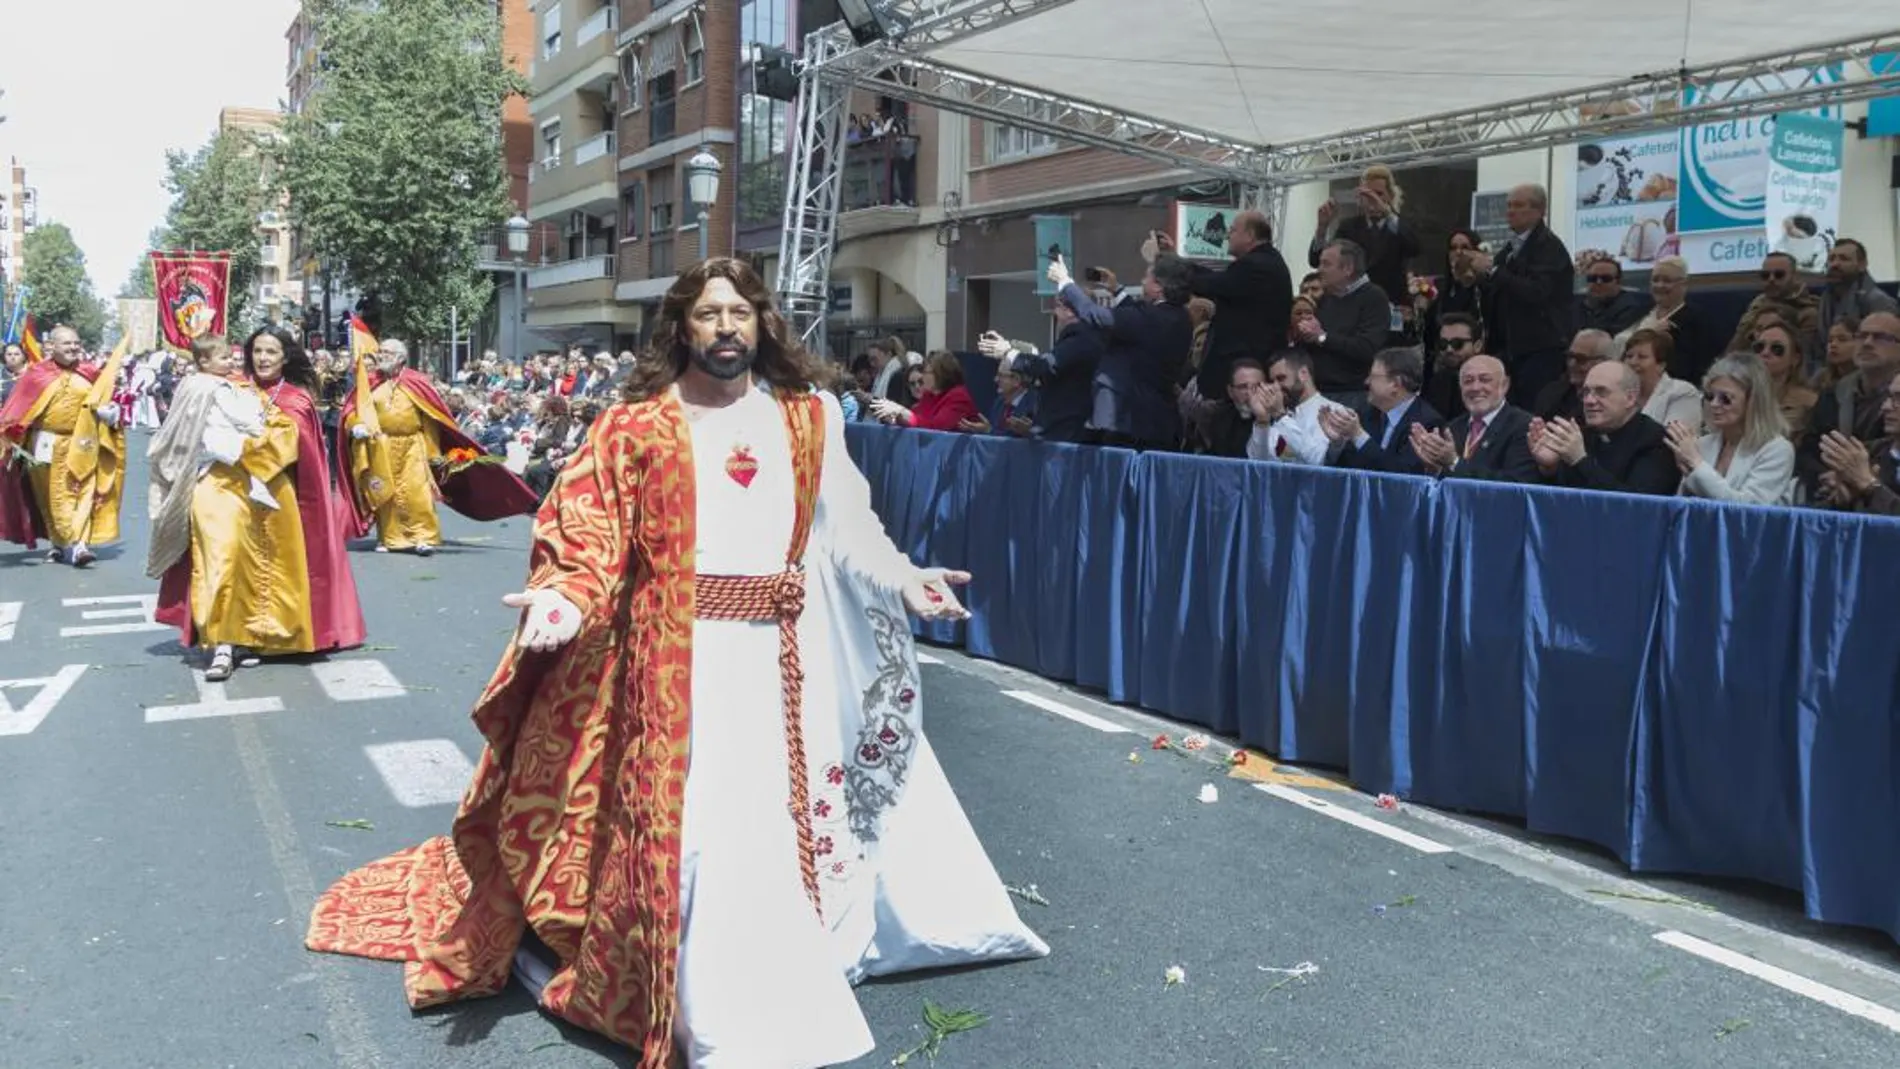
[2,0,301,297]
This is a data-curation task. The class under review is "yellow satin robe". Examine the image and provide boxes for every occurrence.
[348,381,442,549]
[24,370,124,547]
[189,390,314,652]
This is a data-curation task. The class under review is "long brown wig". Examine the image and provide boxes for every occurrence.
[622,257,823,402]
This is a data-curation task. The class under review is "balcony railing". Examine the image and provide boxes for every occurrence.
[573,130,616,167]
[840,134,921,212]
[476,221,562,269]
[577,4,615,46]
[529,255,615,289]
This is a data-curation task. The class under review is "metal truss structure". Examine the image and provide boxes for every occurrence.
[776,0,1900,351]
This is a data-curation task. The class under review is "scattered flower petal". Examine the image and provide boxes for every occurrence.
[1150,734,1171,751]
[1375,793,1400,811]
[1227,750,1250,766]
[1163,965,1187,987]
[1181,733,1210,752]
[1198,784,1220,804]
[1127,751,1141,764]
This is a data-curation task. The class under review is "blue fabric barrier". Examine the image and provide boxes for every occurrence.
[845,422,1900,942]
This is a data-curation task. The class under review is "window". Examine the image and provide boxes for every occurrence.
[684,22,705,85]
[541,3,562,59]
[648,167,675,233]
[738,93,789,225]
[540,120,563,170]
[620,182,643,241]
[987,103,1061,162]
[648,70,677,142]
[740,0,788,48]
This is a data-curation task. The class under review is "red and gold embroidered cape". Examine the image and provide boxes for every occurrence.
[307,388,826,1067]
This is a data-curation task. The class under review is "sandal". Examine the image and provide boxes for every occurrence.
[206,645,236,682]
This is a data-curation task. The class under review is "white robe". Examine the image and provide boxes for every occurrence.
[662,384,1046,1068]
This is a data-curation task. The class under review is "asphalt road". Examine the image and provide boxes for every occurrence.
[3,437,1899,1068]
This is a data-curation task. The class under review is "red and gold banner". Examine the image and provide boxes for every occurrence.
[150,251,233,352]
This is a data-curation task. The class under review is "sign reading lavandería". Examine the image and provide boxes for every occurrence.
[1762,113,1844,274]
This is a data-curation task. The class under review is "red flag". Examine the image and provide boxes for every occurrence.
[150,251,233,351]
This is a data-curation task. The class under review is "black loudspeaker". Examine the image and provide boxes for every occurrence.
[754,46,799,103]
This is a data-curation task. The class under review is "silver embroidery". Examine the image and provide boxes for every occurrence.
[844,605,921,842]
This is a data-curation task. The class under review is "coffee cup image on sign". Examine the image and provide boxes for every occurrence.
[1774,215,1831,273]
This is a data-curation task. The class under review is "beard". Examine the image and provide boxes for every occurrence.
[690,335,756,381]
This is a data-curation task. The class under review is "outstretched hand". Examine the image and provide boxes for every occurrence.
[503,588,582,651]
[903,567,972,621]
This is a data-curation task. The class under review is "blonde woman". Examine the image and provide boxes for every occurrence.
[1664,353,1795,505]
[1623,328,1701,430]
[1750,321,1818,440]
[1310,164,1418,311]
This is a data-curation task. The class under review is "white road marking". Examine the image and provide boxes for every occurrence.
[365,739,475,807]
[917,652,945,665]
[310,659,406,702]
[145,670,285,723]
[59,594,167,637]
[1256,784,1454,854]
[1000,689,1132,734]
[1655,930,1900,1034]
[0,665,89,736]
[0,601,20,641]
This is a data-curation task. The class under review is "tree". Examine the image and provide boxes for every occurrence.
[280,0,525,343]
[21,223,107,346]
[163,131,274,326]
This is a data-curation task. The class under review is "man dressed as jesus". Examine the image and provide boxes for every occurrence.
[307,258,1048,1067]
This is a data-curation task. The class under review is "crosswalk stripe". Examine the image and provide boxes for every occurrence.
[365,739,475,807]
[311,659,407,702]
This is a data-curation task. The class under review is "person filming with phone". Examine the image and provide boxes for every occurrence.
[1310,165,1419,334]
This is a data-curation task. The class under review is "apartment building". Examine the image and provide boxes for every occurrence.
[217,107,302,327]
[3,157,34,293]
[523,0,636,352]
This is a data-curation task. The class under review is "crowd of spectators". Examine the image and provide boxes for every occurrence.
[843,166,1900,518]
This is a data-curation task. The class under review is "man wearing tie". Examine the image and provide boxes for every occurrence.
[1321,347,1443,474]
[1408,354,1538,482]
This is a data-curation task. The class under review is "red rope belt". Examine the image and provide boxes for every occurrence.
[694,570,821,917]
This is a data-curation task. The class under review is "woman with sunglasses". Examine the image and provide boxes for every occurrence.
[1664,353,1795,505]
[1749,321,1818,441]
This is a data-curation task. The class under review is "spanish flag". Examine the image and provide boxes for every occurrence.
[349,315,378,362]
[20,317,43,363]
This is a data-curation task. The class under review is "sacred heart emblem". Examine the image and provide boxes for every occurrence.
[726,445,758,488]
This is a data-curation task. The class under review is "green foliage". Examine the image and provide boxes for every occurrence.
[280,0,525,344]
[21,223,106,346]
[163,130,275,327]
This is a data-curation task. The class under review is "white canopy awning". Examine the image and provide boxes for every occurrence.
[925,1,1890,146]
[808,2,1900,181]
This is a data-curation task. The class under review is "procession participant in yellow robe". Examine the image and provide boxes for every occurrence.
[0,324,125,566]
[335,337,536,555]
[148,333,359,681]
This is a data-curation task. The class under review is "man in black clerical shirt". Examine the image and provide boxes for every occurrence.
[1528,361,1680,496]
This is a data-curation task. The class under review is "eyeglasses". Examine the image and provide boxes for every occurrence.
[1441,337,1474,350]
[1586,274,1618,284]
[1760,269,1789,281]
[1703,389,1739,406]
[1752,341,1789,358]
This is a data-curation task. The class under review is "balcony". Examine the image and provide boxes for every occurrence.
[576,4,615,47]
[838,135,922,240]
[261,244,282,264]
[530,6,617,104]
[476,221,561,273]
[529,255,614,289]
[574,130,616,167]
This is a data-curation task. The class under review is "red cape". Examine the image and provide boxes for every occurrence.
[1,360,100,550]
[335,368,538,540]
[156,382,368,652]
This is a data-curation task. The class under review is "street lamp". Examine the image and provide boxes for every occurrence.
[685,146,722,265]
[506,214,530,360]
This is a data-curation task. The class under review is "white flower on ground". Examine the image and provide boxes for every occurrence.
[1181,733,1210,751]
[1198,784,1219,804]
[1164,964,1187,987]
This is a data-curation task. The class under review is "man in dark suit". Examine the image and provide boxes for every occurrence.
[1321,346,1443,474]
[1049,252,1193,450]
[1154,211,1293,400]
[1409,354,1538,482]
[1528,361,1681,496]
[1468,184,1575,409]
[1008,296,1103,444]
